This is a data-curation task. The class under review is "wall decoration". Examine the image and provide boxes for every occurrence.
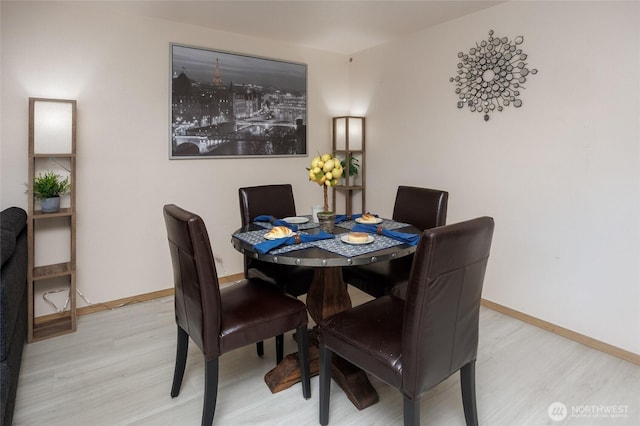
[450,30,538,121]
[170,44,307,158]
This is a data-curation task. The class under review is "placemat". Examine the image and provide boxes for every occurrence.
[312,234,404,257]
[253,215,319,231]
[336,219,410,231]
[232,229,327,255]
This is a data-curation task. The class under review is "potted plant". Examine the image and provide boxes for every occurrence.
[33,170,70,213]
[340,155,360,184]
[307,153,343,232]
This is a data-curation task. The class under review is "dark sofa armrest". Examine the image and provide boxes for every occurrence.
[1,207,27,267]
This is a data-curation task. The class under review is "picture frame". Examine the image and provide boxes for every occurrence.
[170,43,308,158]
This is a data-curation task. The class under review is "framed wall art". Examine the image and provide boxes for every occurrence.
[170,43,307,158]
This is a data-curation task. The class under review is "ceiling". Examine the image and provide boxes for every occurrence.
[78,0,504,55]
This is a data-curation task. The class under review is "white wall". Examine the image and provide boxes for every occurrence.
[1,2,349,313]
[349,1,640,354]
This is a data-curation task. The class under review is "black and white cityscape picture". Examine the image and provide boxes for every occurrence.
[170,44,307,158]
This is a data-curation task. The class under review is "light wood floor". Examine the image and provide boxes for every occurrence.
[13,287,639,425]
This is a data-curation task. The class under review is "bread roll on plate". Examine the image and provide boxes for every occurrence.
[265,226,293,239]
[359,213,378,224]
[348,232,369,243]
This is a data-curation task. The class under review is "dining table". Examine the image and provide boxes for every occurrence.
[231,214,420,410]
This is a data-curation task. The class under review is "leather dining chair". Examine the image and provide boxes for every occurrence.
[239,184,314,362]
[343,186,448,299]
[163,204,311,425]
[319,216,494,426]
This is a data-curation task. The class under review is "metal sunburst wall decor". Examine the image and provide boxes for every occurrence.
[450,30,538,121]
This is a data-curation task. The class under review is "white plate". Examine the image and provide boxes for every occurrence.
[264,231,294,240]
[282,216,309,224]
[355,217,383,224]
[341,234,374,245]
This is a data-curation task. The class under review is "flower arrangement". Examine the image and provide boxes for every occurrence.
[307,153,343,212]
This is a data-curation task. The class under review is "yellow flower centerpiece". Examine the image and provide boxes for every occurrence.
[308,153,343,212]
[307,153,343,232]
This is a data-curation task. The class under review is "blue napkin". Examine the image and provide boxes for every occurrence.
[253,215,298,231]
[334,213,369,224]
[352,224,420,246]
[254,231,335,254]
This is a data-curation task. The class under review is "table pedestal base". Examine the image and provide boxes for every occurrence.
[265,346,319,394]
[264,267,379,410]
[330,354,379,409]
[264,342,378,409]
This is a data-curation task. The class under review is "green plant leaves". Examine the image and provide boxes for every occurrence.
[340,155,360,177]
[33,170,70,200]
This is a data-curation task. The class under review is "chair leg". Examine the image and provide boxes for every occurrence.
[403,397,420,426]
[296,326,311,399]
[460,361,479,426]
[171,326,189,397]
[202,358,219,426]
[256,341,264,357]
[276,334,284,364]
[319,344,333,426]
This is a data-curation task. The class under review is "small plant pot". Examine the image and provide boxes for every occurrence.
[317,211,336,233]
[40,197,61,213]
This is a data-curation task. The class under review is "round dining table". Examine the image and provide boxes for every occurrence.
[231,218,420,409]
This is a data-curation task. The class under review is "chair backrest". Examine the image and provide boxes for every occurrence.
[401,216,494,398]
[238,184,297,226]
[163,204,222,359]
[392,186,448,231]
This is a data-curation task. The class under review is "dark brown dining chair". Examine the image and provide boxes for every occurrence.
[163,204,311,425]
[320,216,494,426]
[343,186,448,299]
[239,184,314,362]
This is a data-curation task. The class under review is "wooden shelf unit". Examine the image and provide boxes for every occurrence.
[27,98,77,342]
[332,116,366,216]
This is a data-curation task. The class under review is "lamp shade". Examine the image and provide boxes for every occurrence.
[333,116,364,151]
[33,99,76,154]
